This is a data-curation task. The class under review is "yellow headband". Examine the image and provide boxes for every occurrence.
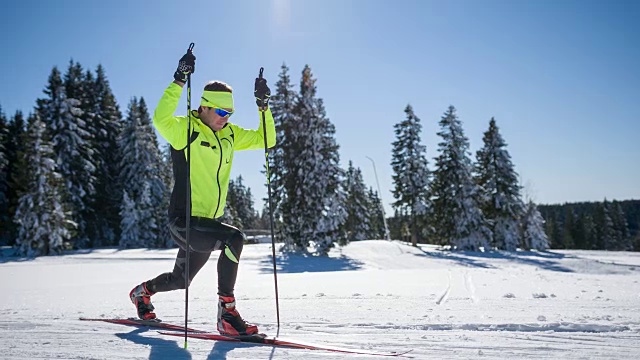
[201,91,234,110]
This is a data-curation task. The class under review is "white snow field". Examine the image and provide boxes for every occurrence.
[1,240,639,359]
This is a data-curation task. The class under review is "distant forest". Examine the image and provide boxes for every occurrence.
[538,199,640,251]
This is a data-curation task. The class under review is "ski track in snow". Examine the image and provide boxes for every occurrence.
[464,270,479,304]
[1,241,640,359]
[436,270,452,305]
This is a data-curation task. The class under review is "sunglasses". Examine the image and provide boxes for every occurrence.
[214,108,233,118]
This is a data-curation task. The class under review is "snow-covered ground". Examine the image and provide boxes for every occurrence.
[1,240,639,359]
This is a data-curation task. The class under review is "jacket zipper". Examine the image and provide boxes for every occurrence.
[213,132,223,218]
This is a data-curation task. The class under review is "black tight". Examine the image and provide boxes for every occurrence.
[145,217,245,297]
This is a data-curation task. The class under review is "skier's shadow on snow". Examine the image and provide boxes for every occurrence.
[207,340,276,360]
[116,328,192,360]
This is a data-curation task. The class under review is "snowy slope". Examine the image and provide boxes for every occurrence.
[1,240,639,359]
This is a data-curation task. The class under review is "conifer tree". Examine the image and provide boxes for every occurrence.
[119,190,141,248]
[238,177,257,228]
[267,63,297,242]
[367,188,386,239]
[0,106,8,244]
[390,105,431,246]
[35,68,74,237]
[117,97,165,248]
[64,61,98,246]
[37,64,96,246]
[159,144,174,247]
[522,200,549,250]
[342,161,372,244]
[430,106,491,251]
[224,176,258,229]
[281,65,345,254]
[139,98,168,247]
[14,114,69,256]
[474,118,523,251]
[221,197,241,229]
[610,200,632,250]
[76,68,100,245]
[3,111,28,245]
[82,65,124,246]
[596,199,616,250]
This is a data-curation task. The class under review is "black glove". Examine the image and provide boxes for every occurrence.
[173,50,196,83]
[254,77,271,108]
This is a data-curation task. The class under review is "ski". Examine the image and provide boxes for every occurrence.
[159,330,413,357]
[79,317,203,333]
[80,318,411,356]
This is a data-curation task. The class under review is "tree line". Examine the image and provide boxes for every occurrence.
[1,60,637,256]
[383,103,639,252]
[538,200,640,251]
[385,105,549,251]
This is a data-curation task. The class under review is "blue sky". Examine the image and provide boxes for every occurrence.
[1,0,638,213]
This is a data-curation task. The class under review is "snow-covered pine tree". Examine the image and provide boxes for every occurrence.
[119,190,140,248]
[390,104,431,246]
[159,143,174,247]
[281,65,346,254]
[14,114,69,256]
[84,65,124,246]
[0,106,9,244]
[224,176,257,229]
[37,63,97,247]
[596,199,616,250]
[367,187,386,239]
[63,61,97,246]
[474,118,523,251]
[35,67,75,238]
[221,194,241,229]
[342,161,372,244]
[3,111,28,245]
[431,106,491,251]
[610,200,632,250]
[522,200,549,251]
[117,97,166,248]
[77,68,100,245]
[238,177,258,228]
[266,63,297,242]
[138,98,168,247]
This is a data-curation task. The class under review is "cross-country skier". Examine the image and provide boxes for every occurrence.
[129,47,274,336]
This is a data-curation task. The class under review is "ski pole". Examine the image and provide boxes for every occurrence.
[259,67,281,331]
[184,42,195,349]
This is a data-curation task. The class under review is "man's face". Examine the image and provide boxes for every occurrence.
[202,106,232,131]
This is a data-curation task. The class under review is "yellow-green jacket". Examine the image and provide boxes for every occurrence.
[153,82,276,219]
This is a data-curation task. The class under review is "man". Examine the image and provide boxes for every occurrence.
[128,48,275,336]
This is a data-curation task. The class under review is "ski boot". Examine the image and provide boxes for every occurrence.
[129,282,157,320]
[217,296,259,336]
